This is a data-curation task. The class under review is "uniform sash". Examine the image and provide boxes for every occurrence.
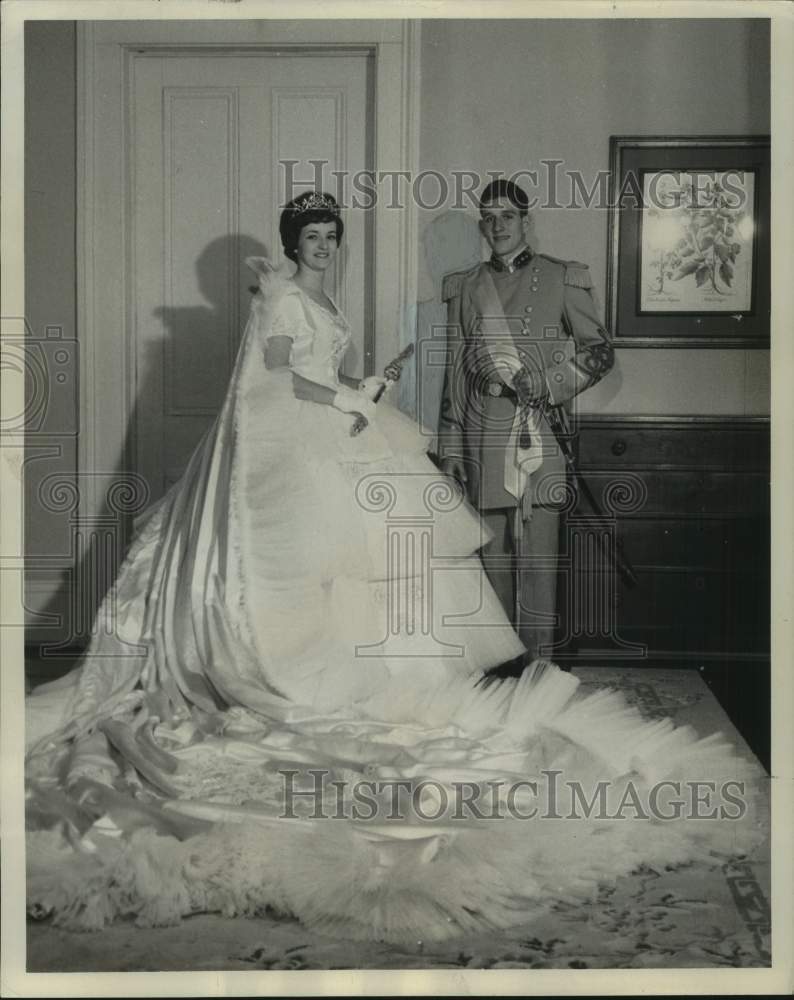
[477,267,544,517]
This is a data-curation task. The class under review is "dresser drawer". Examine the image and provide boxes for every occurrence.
[569,470,769,517]
[560,418,770,660]
[574,421,769,472]
[610,517,768,570]
[559,515,767,571]
[612,569,770,654]
[559,566,770,655]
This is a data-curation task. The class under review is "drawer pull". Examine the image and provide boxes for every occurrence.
[611,439,627,457]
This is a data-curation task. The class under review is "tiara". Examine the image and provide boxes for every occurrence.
[290,191,340,215]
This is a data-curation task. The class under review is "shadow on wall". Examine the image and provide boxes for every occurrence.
[415,210,482,440]
[153,235,279,429]
[27,234,270,678]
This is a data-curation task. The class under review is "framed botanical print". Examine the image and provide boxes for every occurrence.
[606,136,770,347]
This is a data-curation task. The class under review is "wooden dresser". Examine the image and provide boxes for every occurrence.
[552,416,770,668]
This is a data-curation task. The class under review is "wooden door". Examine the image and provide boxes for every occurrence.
[131,51,371,497]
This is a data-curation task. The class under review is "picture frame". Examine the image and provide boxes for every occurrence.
[606,135,770,347]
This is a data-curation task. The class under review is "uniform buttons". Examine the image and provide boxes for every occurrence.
[524,305,533,313]
[554,373,564,383]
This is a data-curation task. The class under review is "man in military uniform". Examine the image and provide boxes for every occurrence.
[438,179,614,661]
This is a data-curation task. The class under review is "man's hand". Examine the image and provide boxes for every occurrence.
[440,456,468,493]
[383,360,403,383]
[512,365,548,408]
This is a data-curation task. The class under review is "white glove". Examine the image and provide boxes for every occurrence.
[358,375,389,401]
[332,387,377,422]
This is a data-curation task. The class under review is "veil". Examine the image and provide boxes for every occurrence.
[26,258,303,757]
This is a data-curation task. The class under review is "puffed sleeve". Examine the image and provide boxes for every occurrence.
[543,262,614,406]
[264,286,310,342]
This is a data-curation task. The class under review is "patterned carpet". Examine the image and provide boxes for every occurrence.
[26,668,771,972]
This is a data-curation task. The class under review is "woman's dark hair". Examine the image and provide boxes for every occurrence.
[279,191,344,262]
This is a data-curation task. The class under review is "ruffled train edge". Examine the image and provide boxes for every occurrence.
[26,662,766,943]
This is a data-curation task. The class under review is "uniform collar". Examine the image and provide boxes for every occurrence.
[489,244,533,274]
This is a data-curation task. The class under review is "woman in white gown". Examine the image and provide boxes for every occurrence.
[26,192,761,943]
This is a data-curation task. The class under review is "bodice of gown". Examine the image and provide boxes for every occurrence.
[265,281,352,389]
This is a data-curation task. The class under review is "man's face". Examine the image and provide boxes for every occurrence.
[479,199,529,258]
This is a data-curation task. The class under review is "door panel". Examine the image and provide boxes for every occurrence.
[132,52,370,497]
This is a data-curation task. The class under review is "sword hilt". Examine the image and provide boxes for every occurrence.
[373,343,415,402]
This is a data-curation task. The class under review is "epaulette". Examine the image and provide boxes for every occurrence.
[563,262,593,289]
[441,263,480,303]
[537,252,593,289]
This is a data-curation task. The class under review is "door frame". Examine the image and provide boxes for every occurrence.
[76,19,421,522]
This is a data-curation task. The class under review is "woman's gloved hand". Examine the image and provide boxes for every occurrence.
[358,375,390,401]
[332,386,377,434]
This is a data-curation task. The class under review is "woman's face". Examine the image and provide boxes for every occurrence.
[295,220,339,272]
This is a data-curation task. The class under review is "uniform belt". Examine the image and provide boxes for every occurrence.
[483,380,537,450]
[483,380,518,401]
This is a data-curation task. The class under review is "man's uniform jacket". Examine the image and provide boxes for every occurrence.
[437,251,614,513]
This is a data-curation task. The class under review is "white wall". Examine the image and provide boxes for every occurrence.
[416,18,770,419]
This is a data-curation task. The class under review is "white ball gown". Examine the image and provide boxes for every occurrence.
[25,259,762,943]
